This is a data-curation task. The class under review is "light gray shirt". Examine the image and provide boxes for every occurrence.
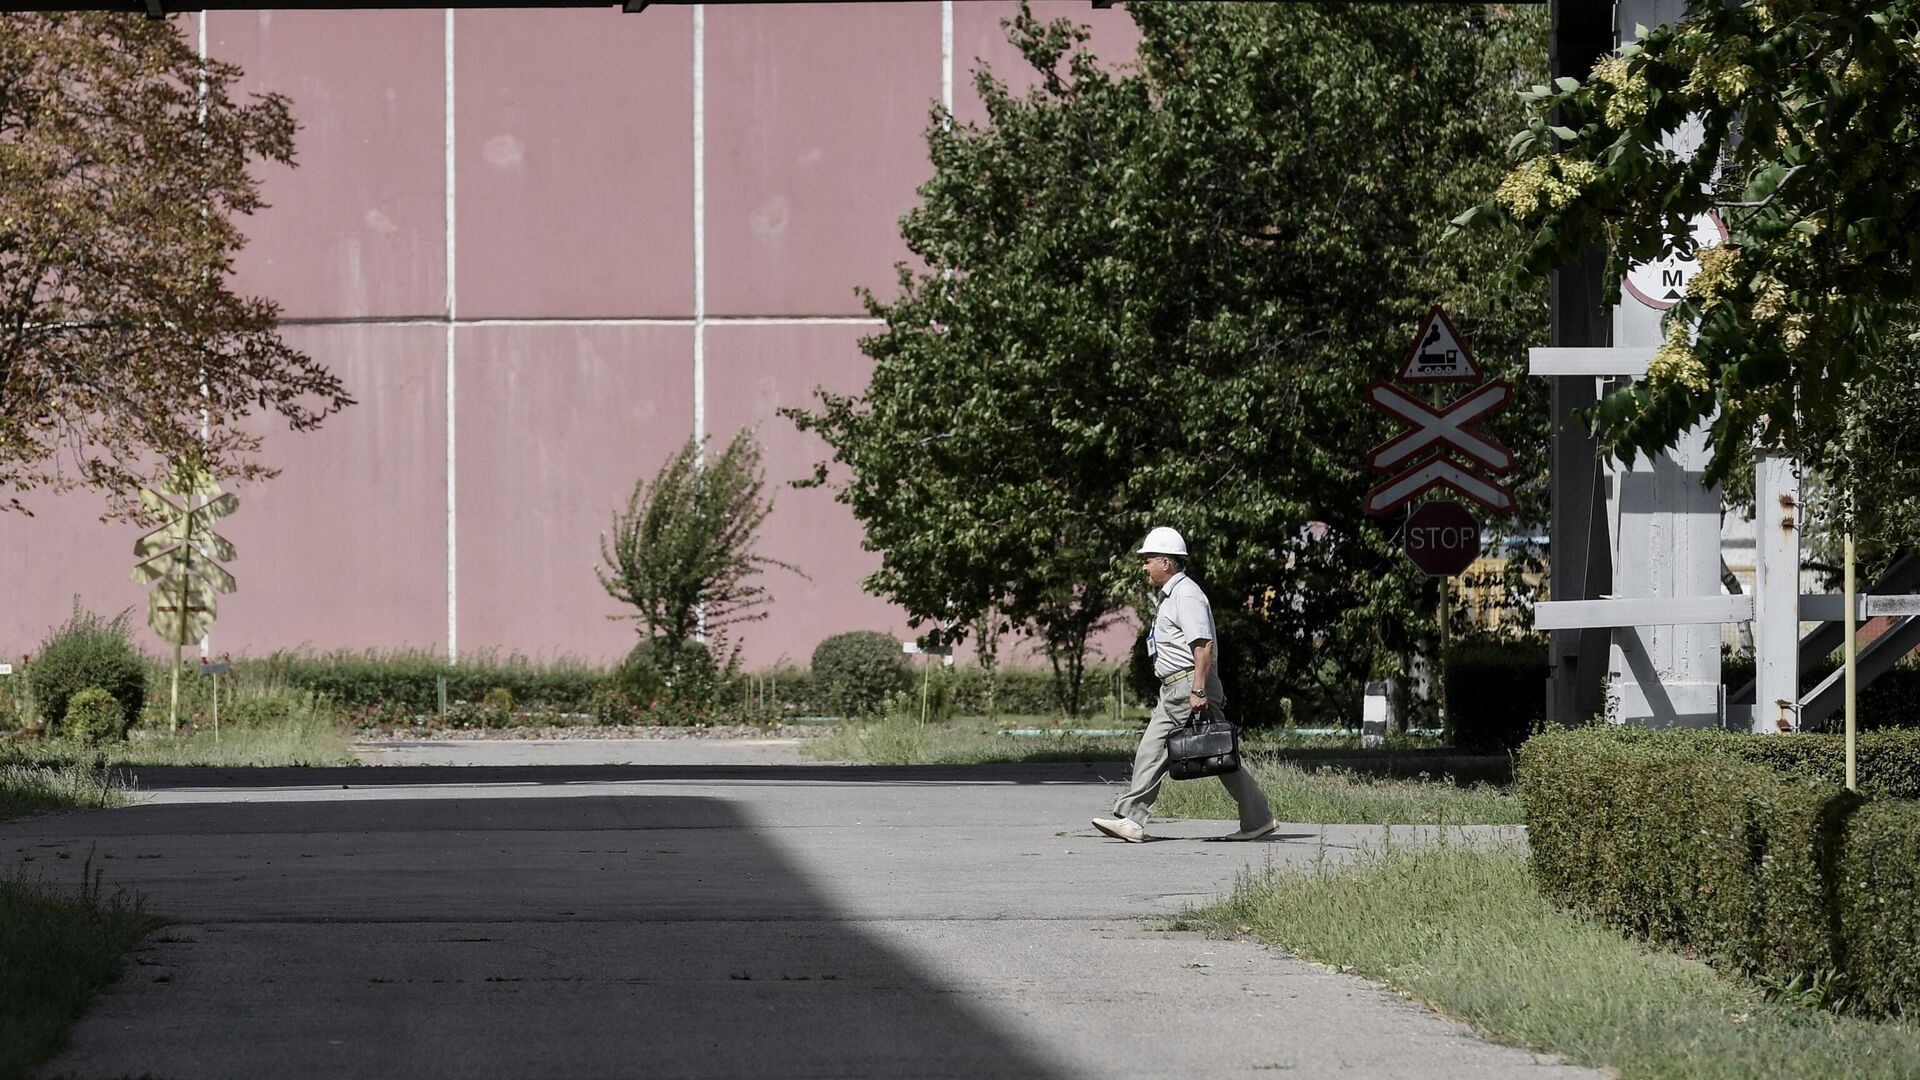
[1147,572,1216,678]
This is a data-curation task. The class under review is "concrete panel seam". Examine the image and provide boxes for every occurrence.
[693,3,706,447]
[445,8,458,663]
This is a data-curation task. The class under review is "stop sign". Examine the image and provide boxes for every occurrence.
[1404,500,1481,577]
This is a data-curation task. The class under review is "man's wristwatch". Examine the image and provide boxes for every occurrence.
[1191,688,1207,698]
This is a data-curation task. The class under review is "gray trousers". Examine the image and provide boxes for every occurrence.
[1112,672,1273,831]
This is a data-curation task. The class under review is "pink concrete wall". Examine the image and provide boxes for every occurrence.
[953,1,1142,128]
[219,324,449,653]
[704,2,937,317]
[453,324,693,662]
[455,8,694,319]
[1,4,1143,672]
[216,11,450,320]
[704,323,906,666]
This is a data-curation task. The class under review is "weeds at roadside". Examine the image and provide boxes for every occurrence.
[1180,840,1920,1079]
[0,763,130,821]
[0,853,160,1080]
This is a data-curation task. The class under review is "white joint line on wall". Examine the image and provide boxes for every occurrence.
[445,8,459,664]
[692,3,706,450]
[692,3,708,644]
[198,13,212,661]
[941,1,953,115]
[275,315,880,328]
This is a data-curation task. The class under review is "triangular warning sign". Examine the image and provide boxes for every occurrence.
[1396,306,1482,384]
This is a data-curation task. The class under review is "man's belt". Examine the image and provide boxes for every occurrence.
[1159,667,1195,686]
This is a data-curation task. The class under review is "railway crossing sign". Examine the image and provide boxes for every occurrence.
[1395,306,1482,383]
[1366,380,1514,475]
[1365,307,1516,518]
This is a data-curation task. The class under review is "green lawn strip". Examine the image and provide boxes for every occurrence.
[806,726,1522,825]
[1154,753,1523,825]
[3,713,358,770]
[802,719,1140,765]
[1180,842,1920,1080]
[0,872,160,1080]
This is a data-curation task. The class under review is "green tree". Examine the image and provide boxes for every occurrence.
[789,3,1550,723]
[0,14,353,513]
[1458,0,1920,508]
[597,430,800,656]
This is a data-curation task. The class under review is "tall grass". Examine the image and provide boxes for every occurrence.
[805,718,1140,765]
[0,764,129,821]
[1182,842,1920,1079]
[1153,751,1522,825]
[807,722,1521,824]
[0,859,159,1080]
[4,682,356,770]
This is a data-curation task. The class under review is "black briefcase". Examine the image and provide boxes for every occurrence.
[1168,710,1240,779]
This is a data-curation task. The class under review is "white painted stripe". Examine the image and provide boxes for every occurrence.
[692,3,706,447]
[941,0,953,115]
[445,8,458,664]
[199,13,211,661]
[276,315,883,328]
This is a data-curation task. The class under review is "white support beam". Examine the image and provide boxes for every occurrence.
[1534,594,1753,631]
[1752,454,1800,733]
[1799,595,1920,621]
[1529,347,1655,378]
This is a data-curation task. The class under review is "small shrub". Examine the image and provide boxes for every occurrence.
[443,700,510,730]
[481,687,515,713]
[812,631,911,719]
[62,687,129,745]
[622,637,719,708]
[587,682,638,726]
[28,603,147,732]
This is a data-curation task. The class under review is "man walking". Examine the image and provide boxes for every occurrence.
[1093,527,1278,843]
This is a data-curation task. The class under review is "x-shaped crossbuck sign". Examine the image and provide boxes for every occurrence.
[1364,379,1516,516]
[1366,380,1514,475]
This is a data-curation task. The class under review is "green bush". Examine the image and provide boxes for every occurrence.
[63,687,129,744]
[239,648,606,713]
[1444,637,1548,752]
[1519,725,1920,1015]
[622,637,719,708]
[481,686,515,713]
[586,682,638,726]
[28,605,147,732]
[811,632,912,719]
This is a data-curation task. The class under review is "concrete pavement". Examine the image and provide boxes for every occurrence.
[7,751,1597,1079]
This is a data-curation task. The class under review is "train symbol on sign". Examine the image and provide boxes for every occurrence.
[1413,325,1457,374]
[1394,307,1482,384]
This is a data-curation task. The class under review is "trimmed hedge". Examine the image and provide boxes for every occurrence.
[810,632,911,719]
[1519,726,1920,1015]
[239,649,607,712]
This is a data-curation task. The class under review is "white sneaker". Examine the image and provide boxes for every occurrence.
[1092,816,1147,843]
[1220,819,1279,841]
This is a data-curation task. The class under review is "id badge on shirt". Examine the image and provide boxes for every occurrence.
[1145,628,1159,660]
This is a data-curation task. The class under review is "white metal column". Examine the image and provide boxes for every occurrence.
[1751,453,1801,732]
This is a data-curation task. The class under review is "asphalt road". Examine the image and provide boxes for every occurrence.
[8,753,1600,1079]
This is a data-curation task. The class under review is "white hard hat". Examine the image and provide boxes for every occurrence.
[1138,526,1188,557]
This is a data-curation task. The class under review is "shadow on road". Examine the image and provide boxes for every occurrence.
[116,761,1125,791]
[23,793,1070,1079]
